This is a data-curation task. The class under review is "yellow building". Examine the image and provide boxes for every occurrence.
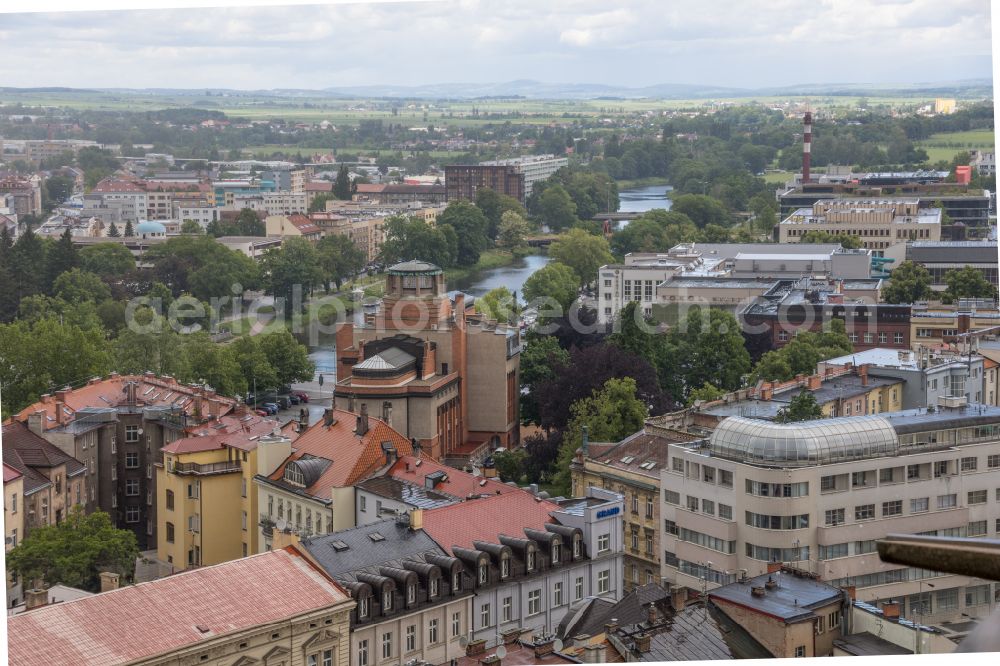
[4,463,25,609]
[935,98,957,114]
[156,414,294,571]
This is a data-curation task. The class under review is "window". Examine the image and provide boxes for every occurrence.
[552,542,561,564]
[125,506,140,523]
[453,571,462,592]
[631,531,639,550]
[894,332,904,344]
[125,452,139,468]
[321,650,333,666]
[187,481,200,499]
[123,478,139,496]
[854,540,877,555]
[358,595,370,619]
[908,464,922,480]
[478,563,488,585]
[864,332,873,344]
[645,497,654,518]
[428,618,439,645]
[703,466,716,483]
[528,589,541,615]
[166,522,174,543]
[597,570,610,594]
[407,583,416,605]
[879,468,895,484]
[686,496,699,512]
[502,596,512,622]
[962,457,978,472]
[938,494,957,509]
[383,589,393,612]
[452,611,461,637]
[969,490,988,505]
[406,625,415,652]
[855,504,875,521]
[746,511,809,530]
[967,584,991,607]
[937,588,959,611]
[500,556,510,579]
[934,461,950,478]
[575,576,584,600]
[672,458,684,473]
[819,543,848,560]
[852,471,869,488]
[702,499,715,516]
[664,519,678,536]
[719,469,734,488]
[719,504,733,520]
[125,425,139,443]
[664,489,680,505]
[631,494,639,513]
[526,549,536,572]
[825,508,845,526]
[882,500,902,517]
[821,475,837,492]
[778,330,788,342]
[829,610,841,629]
[382,632,393,660]
[988,454,1000,469]
[795,646,806,658]
[968,520,988,537]
[645,534,654,555]
[429,576,440,598]
[480,603,492,628]
[360,495,367,512]
[911,497,929,513]
[597,533,610,553]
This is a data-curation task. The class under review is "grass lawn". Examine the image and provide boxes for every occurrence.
[916,129,995,163]
[763,170,794,185]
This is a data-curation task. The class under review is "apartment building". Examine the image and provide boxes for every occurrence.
[660,405,1000,625]
[13,373,238,550]
[266,213,323,241]
[21,139,99,163]
[445,165,525,204]
[6,548,354,666]
[478,155,568,198]
[779,199,941,253]
[353,183,447,205]
[570,428,701,592]
[230,191,308,215]
[5,463,25,608]
[0,176,43,217]
[254,408,414,552]
[171,200,218,228]
[90,178,148,223]
[156,413,290,571]
[597,256,688,324]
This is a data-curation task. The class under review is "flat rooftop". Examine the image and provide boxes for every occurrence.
[710,570,843,623]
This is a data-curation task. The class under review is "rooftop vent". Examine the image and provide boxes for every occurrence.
[368,532,385,542]
[751,586,766,597]
[331,540,350,552]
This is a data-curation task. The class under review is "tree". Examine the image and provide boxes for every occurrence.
[229,335,280,393]
[44,175,74,206]
[774,392,824,423]
[123,220,135,237]
[552,377,650,494]
[611,210,699,255]
[437,201,489,266]
[662,308,751,399]
[308,193,336,213]
[178,333,247,397]
[491,448,527,483]
[522,262,579,314]
[753,319,853,382]
[475,188,525,239]
[686,382,725,407]
[44,228,79,292]
[519,334,570,425]
[6,508,138,592]
[107,222,121,237]
[144,235,259,300]
[52,269,111,304]
[476,286,518,324]
[180,220,204,234]
[496,210,530,250]
[748,193,779,234]
[334,165,352,200]
[261,237,323,317]
[258,329,316,386]
[548,228,614,288]
[317,233,366,290]
[800,229,862,249]
[670,194,731,228]
[942,265,997,303]
[537,184,578,231]
[379,215,457,268]
[80,243,135,278]
[882,261,933,304]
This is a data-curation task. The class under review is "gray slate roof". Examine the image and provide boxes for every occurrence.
[355,476,459,510]
[709,570,843,623]
[301,518,447,580]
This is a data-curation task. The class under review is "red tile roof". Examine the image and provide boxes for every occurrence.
[3,462,23,484]
[177,412,288,453]
[421,491,561,554]
[6,547,350,666]
[304,181,333,192]
[13,374,237,432]
[355,183,386,193]
[266,410,413,494]
[389,455,517,499]
[287,213,322,235]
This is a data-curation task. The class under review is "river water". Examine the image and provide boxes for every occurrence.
[618,184,673,214]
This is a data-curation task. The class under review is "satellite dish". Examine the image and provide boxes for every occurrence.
[553,639,564,653]
[495,646,507,659]
[275,518,288,531]
[458,636,469,648]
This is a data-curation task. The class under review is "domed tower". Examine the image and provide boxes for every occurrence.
[378,260,454,332]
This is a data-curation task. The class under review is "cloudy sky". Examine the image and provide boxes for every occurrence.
[0,0,993,90]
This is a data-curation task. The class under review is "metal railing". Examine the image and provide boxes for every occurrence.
[171,460,241,476]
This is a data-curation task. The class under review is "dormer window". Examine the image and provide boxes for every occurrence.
[573,535,582,558]
[429,577,440,598]
[358,595,370,619]
[500,556,510,579]
[453,572,462,592]
[526,549,536,572]
[383,590,393,612]
[407,583,416,605]
[283,462,305,487]
[478,563,488,585]
[552,543,561,565]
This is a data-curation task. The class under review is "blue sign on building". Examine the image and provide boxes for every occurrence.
[596,506,620,519]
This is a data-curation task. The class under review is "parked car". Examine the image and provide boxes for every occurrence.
[276,395,292,409]
[292,391,310,403]
[287,394,301,405]
[262,402,279,415]
[253,408,269,417]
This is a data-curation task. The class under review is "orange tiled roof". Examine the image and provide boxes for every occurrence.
[266,410,413,494]
[421,491,562,555]
[6,547,350,666]
[91,178,146,193]
[389,455,517,499]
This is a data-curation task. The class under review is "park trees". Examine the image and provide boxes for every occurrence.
[317,233,366,290]
[522,262,579,314]
[537,184,578,231]
[437,201,490,266]
[881,261,933,304]
[942,265,997,303]
[497,210,530,250]
[379,215,457,268]
[548,228,613,288]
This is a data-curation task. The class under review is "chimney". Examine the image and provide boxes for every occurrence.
[671,586,687,613]
[272,528,301,551]
[760,383,773,401]
[25,588,48,611]
[802,111,812,184]
[767,562,782,574]
[99,571,120,593]
[533,637,556,660]
[411,437,421,456]
[583,643,606,664]
[408,508,424,530]
[604,618,618,635]
[356,404,369,436]
[765,575,778,590]
[634,633,652,654]
[751,586,766,598]
[807,374,822,391]
[646,602,657,626]
[27,410,45,436]
[55,388,69,402]
[881,600,900,619]
[323,408,335,427]
[845,585,856,600]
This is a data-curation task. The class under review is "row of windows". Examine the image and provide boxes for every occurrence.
[828,566,947,590]
[745,480,809,498]
[357,613,460,666]
[671,460,734,488]
[474,574,601,630]
[681,495,733,520]
[678,528,736,554]
[745,511,810,530]
[847,331,905,345]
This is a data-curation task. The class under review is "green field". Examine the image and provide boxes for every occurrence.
[917,129,995,163]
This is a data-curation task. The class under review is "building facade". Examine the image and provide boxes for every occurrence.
[478,155,568,198]
[779,199,941,253]
[5,463,25,608]
[445,165,525,204]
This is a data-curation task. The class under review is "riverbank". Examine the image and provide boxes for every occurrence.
[444,247,535,285]
[614,177,671,190]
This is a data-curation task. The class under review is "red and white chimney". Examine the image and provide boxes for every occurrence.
[802,111,812,184]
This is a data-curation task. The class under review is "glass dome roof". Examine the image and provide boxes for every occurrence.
[709,415,898,467]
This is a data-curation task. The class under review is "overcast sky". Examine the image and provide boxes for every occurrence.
[0,0,993,90]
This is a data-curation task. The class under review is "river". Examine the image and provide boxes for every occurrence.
[618,184,673,214]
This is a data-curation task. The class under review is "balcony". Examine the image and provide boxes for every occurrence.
[260,514,275,537]
[170,461,241,476]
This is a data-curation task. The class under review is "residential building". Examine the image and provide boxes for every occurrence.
[597,256,688,324]
[266,213,324,241]
[1,421,87,534]
[90,178,148,223]
[445,165,525,204]
[353,183,447,205]
[304,180,334,207]
[13,373,239,550]
[934,99,957,114]
[216,234,284,259]
[211,178,277,207]
[818,347,987,409]
[335,261,521,465]
[570,429,700,592]
[708,568,847,658]
[970,150,995,177]
[171,200,218,229]
[5,463,25,608]
[418,485,625,648]
[909,301,1000,347]
[156,413,288,571]
[842,597,958,654]
[254,408,414,552]
[6,547,354,666]
[883,240,999,292]
[21,138,98,163]
[660,405,1000,624]
[230,191,308,215]
[779,199,941,253]
[0,176,42,217]
[478,155,568,198]
[292,514,472,666]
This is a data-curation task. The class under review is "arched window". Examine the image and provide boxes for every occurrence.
[283,462,305,486]
[383,588,393,612]
[407,583,416,605]
[478,562,488,585]
[358,594,370,619]
[500,555,510,579]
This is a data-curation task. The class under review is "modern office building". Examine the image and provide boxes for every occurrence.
[445,165,525,204]
[883,240,999,291]
[478,155,568,198]
[660,405,1000,625]
[779,199,941,253]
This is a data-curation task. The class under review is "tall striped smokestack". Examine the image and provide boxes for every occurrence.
[802,111,812,184]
